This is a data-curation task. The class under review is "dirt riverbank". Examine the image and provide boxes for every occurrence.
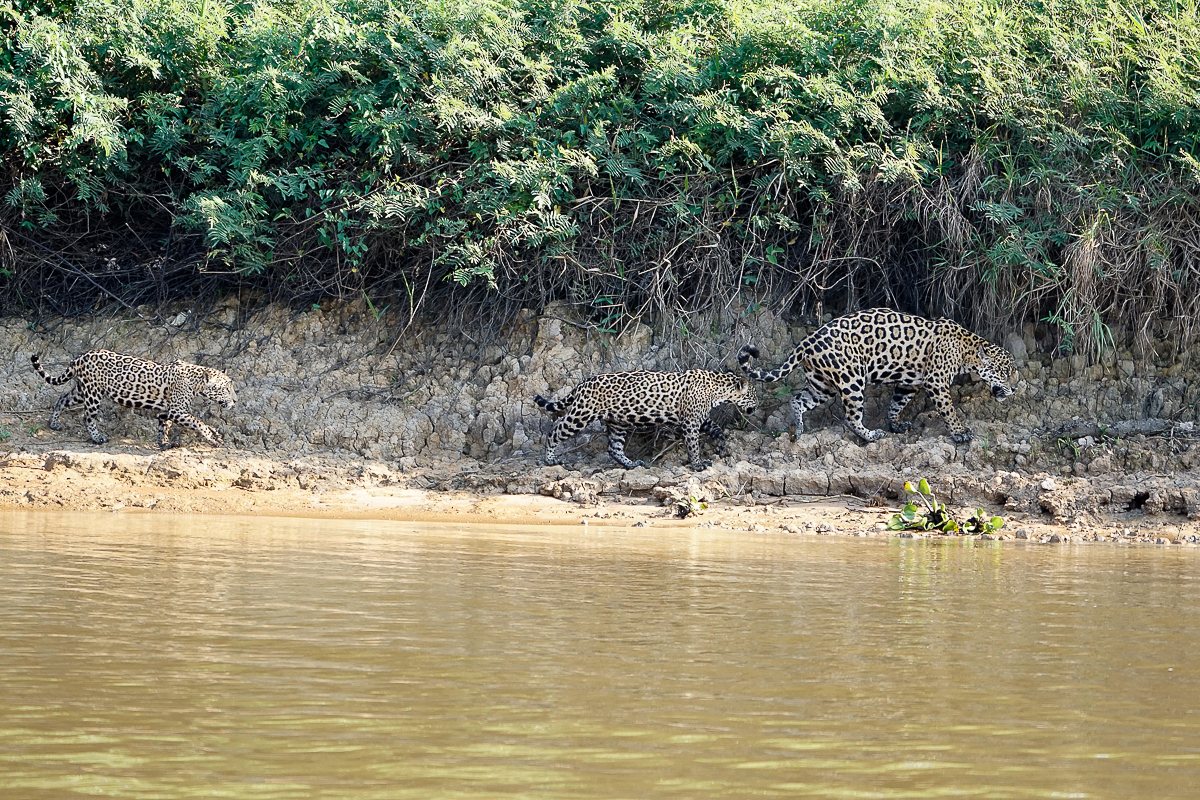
[4,300,1200,544]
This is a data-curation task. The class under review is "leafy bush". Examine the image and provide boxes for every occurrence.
[1,0,1199,352]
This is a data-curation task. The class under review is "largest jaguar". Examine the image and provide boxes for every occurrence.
[31,349,236,449]
[738,308,1017,443]
[534,369,757,470]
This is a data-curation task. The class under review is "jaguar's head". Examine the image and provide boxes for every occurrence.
[728,375,758,414]
[203,369,237,408]
[977,343,1018,402]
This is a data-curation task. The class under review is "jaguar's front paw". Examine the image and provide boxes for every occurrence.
[951,428,974,443]
[690,460,712,472]
[889,421,912,433]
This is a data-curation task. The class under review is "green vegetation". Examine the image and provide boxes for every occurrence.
[888,477,1005,535]
[889,478,959,533]
[2,0,1200,349]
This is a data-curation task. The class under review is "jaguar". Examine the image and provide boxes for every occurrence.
[738,308,1017,443]
[534,369,757,470]
[31,349,236,449]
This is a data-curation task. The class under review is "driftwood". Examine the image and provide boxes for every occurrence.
[1046,418,1196,442]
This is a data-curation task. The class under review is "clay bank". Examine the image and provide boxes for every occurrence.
[3,299,1200,544]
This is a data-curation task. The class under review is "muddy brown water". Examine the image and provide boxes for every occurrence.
[1,512,1198,799]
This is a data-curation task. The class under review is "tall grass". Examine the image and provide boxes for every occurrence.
[1,0,1199,354]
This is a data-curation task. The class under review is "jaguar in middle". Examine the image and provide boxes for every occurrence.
[534,369,758,470]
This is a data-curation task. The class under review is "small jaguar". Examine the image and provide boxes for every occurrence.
[534,369,758,470]
[31,350,237,449]
[738,308,1017,443]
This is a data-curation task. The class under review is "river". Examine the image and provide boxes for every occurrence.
[1,511,1197,798]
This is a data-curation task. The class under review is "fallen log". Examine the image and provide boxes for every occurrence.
[1046,418,1196,441]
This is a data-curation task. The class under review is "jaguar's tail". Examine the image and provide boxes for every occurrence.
[534,392,572,415]
[736,345,760,368]
[30,354,73,386]
[737,344,794,383]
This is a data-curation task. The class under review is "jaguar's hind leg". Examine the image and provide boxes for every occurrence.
[544,413,590,465]
[606,425,646,469]
[788,377,836,440]
[48,386,82,432]
[887,386,921,433]
[839,383,886,442]
[80,392,108,444]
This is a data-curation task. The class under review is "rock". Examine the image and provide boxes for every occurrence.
[752,473,785,496]
[543,478,600,505]
[1004,333,1028,362]
[619,469,659,493]
[785,471,830,496]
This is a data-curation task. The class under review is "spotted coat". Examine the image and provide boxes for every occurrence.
[31,350,236,449]
[738,308,1017,443]
[534,369,757,470]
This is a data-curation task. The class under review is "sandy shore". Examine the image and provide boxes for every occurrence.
[0,441,873,527]
[3,439,1198,545]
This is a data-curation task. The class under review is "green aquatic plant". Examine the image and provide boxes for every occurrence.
[889,478,960,534]
[963,509,1005,536]
[888,478,1004,536]
[675,495,708,519]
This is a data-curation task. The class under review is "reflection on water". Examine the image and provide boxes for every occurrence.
[1,511,1198,799]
